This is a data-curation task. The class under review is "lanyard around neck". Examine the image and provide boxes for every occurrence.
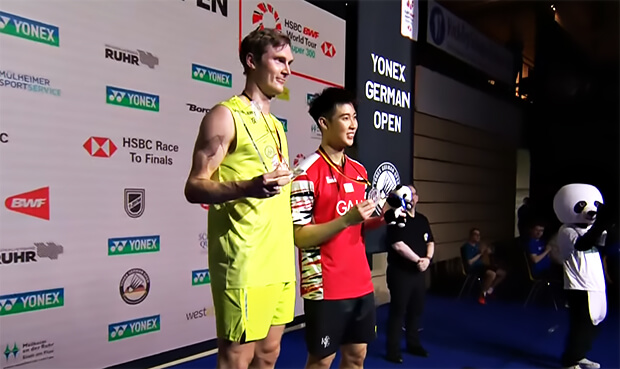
[241,92,285,165]
[317,146,370,186]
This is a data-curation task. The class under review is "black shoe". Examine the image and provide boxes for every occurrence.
[385,353,403,364]
[407,345,429,357]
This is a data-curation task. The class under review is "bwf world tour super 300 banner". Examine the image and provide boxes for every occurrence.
[0,1,345,368]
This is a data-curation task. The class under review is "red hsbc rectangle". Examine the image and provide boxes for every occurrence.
[4,187,50,220]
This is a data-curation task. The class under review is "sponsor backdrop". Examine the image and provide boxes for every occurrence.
[0,1,344,368]
[355,0,416,253]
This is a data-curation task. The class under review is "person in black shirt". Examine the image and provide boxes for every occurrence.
[384,184,434,364]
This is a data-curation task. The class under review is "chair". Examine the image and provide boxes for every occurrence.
[523,253,558,311]
[457,248,481,300]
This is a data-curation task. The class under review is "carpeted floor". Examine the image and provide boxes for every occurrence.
[171,294,620,369]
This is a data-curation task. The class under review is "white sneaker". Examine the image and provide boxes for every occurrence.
[578,358,601,369]
[564,365,580,369]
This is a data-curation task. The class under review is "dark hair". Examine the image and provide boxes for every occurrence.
[470,227,481,235]
[239,28,291,75]
[308,87,357,127]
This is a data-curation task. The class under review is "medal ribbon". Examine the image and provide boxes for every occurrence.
[242,92,287,168]
[317,146,370,186]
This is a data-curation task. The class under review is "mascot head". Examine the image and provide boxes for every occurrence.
[387,185,415,210]
[553,183,604,225]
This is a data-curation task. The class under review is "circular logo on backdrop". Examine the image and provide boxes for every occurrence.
[372,162,401,212]
[429,5,446,45]
[119,268,150,305]
[252,3,282,31]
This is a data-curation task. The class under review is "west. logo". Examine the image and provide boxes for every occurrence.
[0,11,59,47]
[192,269,210,286]
[108,235,160,256]
[192,64,232,88]
[108,315,160,342]
[0,288,64,316]
[106,86,159,112]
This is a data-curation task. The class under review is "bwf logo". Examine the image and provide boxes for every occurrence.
[4,187,50,220]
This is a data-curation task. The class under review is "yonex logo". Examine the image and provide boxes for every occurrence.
[108,315,160,342]
[106,86,159,112]
[0,288,64,316]
[192,269,210,286]
[0,11,59,47]
[108,236,160,256]
[192,64,232,88]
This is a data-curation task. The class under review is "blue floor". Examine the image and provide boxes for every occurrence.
[172,294,620,369]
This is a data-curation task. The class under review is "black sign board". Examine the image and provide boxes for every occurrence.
[355,0,415,253]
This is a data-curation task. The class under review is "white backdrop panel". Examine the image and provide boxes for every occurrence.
[0,0,344,368]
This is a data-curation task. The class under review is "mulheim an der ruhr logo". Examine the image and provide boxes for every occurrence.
[108,235,160,256]
[0,11,59,47]
[106,86,159,112]
[0,288,64,316]
[108,315,160,342]
[0,70,61,97]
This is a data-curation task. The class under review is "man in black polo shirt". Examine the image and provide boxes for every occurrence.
[384,184,434,364]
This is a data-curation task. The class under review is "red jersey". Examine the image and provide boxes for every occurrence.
[290,150,374,300]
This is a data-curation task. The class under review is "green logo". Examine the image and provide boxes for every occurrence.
[192,269,210,286]
[0,11,59,47]
[4,343,19,359]
[106,86,159,112]
[192,63,232,88]
[0,288,64,316]
[108,235,160,256]
[276,117,288,132]
[108,315,160,342]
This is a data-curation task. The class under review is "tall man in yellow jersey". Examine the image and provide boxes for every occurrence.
[185,28,296,369]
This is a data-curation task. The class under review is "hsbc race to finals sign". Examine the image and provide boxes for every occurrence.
[355,0,414,253]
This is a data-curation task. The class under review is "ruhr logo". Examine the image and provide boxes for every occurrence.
[4,187,49,220]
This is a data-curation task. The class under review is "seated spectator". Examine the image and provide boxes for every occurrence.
[461,228,507,305]
[525,222,563,282]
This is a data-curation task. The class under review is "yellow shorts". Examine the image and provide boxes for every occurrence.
[211,282,295,342]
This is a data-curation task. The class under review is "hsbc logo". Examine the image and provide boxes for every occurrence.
[4,187,50,220]
[321,42,336,58]
[84,137,117,157]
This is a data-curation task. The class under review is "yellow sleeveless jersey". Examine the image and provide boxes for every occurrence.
[208,95,296,289]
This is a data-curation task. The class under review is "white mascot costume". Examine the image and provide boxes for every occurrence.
[553,183,611,369]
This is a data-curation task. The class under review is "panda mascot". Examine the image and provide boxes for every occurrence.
[553,183,613,369]
[384,185,414,228]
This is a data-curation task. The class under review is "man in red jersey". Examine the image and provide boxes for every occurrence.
[290,87,385,369]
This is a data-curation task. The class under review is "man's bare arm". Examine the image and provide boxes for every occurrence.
[294,200,376,249]
[184,105,291,205]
